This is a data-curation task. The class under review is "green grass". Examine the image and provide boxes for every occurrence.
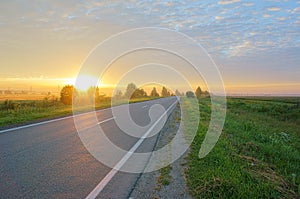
[185,97,300,198]
[156,165,172,191]
[0,97,158,128]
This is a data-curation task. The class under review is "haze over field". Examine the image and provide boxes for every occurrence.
[0,0,299,96]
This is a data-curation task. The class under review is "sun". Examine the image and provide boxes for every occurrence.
[74,75,100,91]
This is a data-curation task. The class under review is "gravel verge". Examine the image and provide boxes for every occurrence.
[129,104,192,199]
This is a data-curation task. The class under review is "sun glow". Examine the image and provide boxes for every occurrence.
[64,75,101,91]
[63,77,76,86]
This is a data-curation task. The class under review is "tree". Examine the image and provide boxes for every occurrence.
[141,89,148,97]
[87,86,100,98]
[124,83,148,99]
[60,85,77,105]
[125,83,137,98]
[161,86,170,97]
[175,89,182,96]
[95,87,100,101]
[150,87,159,97]
[87,86,101,104]
[114,90,123,99]
[132,88,147,98]
[195,86,202,99]
[186,91,195,98]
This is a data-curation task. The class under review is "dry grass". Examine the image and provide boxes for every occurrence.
[238,154,298,198]
[0,93,59,101]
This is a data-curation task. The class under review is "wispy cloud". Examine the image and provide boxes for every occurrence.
[263,14,272,18]
[227,40,253,57]
[292,7,300,13]
[218,0,241,5]
[243,2,254,7]
[215,16,225,20]
[0,0,299,61]
[267,7,281,11]
[276,17,286,21]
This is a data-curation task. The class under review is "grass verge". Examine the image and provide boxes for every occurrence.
[0,97,158,128]
[185,97,300,198]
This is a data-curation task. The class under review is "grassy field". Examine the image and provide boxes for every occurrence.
[185,97,300,198]
[0,97,157,128]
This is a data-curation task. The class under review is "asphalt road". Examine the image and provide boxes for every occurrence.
[0,97,178,199]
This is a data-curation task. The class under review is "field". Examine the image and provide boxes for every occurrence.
[185,97,300,198]
[0,93,58,101]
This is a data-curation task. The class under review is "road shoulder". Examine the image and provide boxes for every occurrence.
[130,104,192,199]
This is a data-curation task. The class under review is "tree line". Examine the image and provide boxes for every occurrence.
[60,83,209,105]
[186,86,209,99]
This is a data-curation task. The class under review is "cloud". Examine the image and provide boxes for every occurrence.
[276,17,286,21]
[86,8,100,15]
[249,32,258,36]
[267,7,281,11]
[67,15,77,20]
[1,0,299,62]
[227,40,253,57]
[292,7,300,13]
[243,2,254,7]
[215,16,225,20]
[37,18,50,23]
[218,0,240,5]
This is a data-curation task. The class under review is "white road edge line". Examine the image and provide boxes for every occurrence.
[77,117,116,132]
[97,117,115,125]
[0,108,110,134]
[85,99,178,199]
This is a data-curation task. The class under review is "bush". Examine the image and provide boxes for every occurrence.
[186,91,195,98]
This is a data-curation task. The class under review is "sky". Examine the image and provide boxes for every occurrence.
[0,0,299,95]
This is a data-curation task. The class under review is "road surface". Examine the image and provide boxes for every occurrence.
[0,97,178,199]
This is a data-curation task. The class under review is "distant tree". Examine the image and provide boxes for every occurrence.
[95,87,100,100]
[124,83,148,99]
[60,85,77,105]
[87,86,98,97]
[203,91,209,96]
[195,86,202,99]
[98,93,109,102]
[142,89,148,97]
[186,91,195,98]
[161,86,170,97]
[114,90,123,99]
[133,88,147,98]
[175,89,182,96]
[87,86,100,103]
[150,87,159,97]
[125,83,137,98]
